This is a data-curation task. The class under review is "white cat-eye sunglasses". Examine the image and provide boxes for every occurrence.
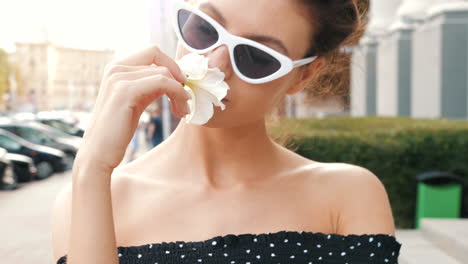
[171,0,317,84]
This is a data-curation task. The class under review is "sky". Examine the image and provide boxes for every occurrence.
[0,0,154,57]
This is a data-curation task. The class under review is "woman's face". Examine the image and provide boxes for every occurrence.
[175,0,314,128]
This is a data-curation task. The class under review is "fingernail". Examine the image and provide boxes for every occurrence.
[180,73,188,83]
[182,101,190,116]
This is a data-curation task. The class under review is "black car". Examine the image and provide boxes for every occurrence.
[0,129,67,179]
[4,151,38,182]
[0,121,80,170]
[37,118,84,137]
[0,147,17,190]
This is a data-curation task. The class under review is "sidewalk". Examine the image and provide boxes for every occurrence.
[396,219,468,264]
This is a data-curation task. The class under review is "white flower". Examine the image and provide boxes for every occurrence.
[176,53,230,125]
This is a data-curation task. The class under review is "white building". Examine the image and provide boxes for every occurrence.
[12,42,114,112]
[351,0,468,120]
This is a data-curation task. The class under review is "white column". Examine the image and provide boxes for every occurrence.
[376,0,434,117]
[387,0,437,30]
[367,0,404,35]
[351,0,402,116]
[411,0,468,119]
[428,0,468,16]
[397,0,438,21]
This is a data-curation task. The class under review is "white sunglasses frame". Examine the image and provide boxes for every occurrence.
[171,0,318,84]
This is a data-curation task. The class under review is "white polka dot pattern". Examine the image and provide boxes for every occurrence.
[57,231,402,264]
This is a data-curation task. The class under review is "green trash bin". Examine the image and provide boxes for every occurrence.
[415,171,464,229]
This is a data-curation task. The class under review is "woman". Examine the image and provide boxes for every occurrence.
[52,0,402,263]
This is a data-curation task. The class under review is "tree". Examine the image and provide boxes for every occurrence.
[0,48,10,107]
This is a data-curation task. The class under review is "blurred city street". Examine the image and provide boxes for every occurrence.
[0,128,150,264]
[0,170,69,264]
[1,0,468,263]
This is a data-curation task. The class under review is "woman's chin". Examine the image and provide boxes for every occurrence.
[199,115,230,128]
[196,109,235,128]
[182,105,246,128]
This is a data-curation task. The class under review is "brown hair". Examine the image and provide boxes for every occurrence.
[302,0,368,101]
[268,0,368,148]
[301,0,361,57]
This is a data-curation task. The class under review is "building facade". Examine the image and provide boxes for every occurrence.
[351,0,468,120]
[12,42,114,112]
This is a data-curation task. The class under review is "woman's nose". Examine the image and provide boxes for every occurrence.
[206,45,232,79]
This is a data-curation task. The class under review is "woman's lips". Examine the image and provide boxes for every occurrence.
[222,98,229,103]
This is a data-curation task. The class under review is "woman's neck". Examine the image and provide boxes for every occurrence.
[160,119,282,189]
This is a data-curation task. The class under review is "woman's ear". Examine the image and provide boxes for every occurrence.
[286,57,324,95]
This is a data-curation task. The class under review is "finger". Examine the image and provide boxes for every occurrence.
[89,44,187,138]
[113,75,190,118]
[108,66,176,85]
[102,64,151,79]
[104,66,179,115]
[97,65,158,113]
[85,65,172,139]
[112,45,186,83]
[127,69,183,117]
[169,98,179,118]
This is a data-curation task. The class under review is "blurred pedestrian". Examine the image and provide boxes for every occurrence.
[127,120,143,162]
[147,105,163,148]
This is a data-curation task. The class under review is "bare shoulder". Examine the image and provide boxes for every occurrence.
[50,169,134,263]
[311,162,383,186]
[312,162,396,236]
[51,180,73,262]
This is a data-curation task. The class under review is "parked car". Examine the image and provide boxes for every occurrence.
[4,150,38,182]
[0,121,80,170]
[13,110,89,136]
[36,118,84,137]
[0,147,17,190]
[36,110,88,131]
[0,129,67,179]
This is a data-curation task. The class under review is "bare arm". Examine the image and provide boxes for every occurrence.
[334,164,396,237]
[51,45,189,264]
[71,164,119,263]
[51,182,72,262]
[51,164,118,264]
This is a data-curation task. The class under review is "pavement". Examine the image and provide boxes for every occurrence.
[0,170,70,264]
[0,129,152,264]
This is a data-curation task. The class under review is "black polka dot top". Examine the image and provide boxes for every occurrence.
[57,231,402,264]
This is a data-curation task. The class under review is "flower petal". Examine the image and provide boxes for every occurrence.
[182,85,196,121]
[203,67,226,86]
[177,53,208,80]
[177,53,230,125]
[199,81,230,101]
[184,87,218,125]
[212,97,226,111]
[198,68,230,100]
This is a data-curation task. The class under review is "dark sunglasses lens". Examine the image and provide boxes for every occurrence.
[234,45,281,79]
[178,9,219,50]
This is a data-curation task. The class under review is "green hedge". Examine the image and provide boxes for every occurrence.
[268,116,468,229]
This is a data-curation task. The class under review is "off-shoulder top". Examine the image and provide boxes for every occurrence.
[57,230,402,264]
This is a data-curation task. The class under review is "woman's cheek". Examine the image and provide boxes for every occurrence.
[243,96,276,119]
[175,43,190,60]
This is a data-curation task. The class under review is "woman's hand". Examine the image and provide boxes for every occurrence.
[75,45,190,173]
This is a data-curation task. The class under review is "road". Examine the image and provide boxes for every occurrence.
[0,131,152,264]
[0,170,70,264]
